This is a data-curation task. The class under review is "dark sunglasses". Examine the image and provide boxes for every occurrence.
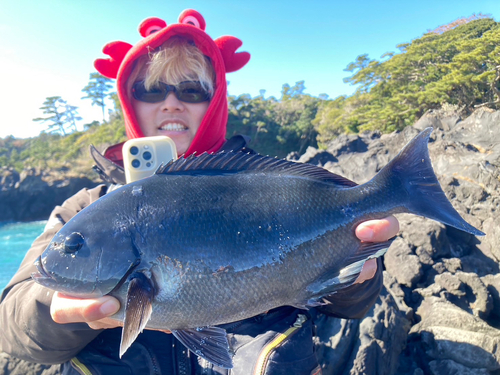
[132,81,211,104]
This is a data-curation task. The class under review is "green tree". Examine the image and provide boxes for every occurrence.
[275,81,320,154]
[64,104,82,132]
[82,72,114,122]
[33,96,69,135]
[83,120,100,131]
[314,16,500,143]
[227,93,280,154]
[226,81,321,157]
[108,92,123,121]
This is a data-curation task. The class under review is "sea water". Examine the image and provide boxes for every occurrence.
[0,221,46,290]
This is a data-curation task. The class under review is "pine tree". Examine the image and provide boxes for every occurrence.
[33,96,69,135]
[82,73,114,122]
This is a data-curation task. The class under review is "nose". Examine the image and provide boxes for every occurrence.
[160,92,184,112]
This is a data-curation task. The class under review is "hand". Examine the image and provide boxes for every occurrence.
[51,291,122,330]
[50,292,172,333]
[353,215,399,284]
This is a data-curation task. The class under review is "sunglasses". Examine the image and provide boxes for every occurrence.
[132,81,211,104]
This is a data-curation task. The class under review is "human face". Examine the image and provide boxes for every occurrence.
[132,83,210,155]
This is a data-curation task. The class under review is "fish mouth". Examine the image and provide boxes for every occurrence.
[31,256,55,281]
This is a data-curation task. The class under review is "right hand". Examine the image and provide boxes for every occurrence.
[50,291,122,330]
[353,215,400,285]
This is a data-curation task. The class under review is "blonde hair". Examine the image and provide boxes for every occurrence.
[143,37,215,95]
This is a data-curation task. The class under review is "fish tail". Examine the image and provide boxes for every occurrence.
[373,128,484,236]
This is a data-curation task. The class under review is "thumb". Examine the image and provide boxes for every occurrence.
[51,292,120,324]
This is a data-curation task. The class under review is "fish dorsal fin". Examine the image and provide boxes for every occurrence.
[156,152,358,187]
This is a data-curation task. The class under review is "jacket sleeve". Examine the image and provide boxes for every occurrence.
[0,185,108,364]
[317,257,383,319]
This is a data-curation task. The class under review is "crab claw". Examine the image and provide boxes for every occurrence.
[215,36,250,73]
[94,41,133,79]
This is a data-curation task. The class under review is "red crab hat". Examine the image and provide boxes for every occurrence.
[94,9,250,158]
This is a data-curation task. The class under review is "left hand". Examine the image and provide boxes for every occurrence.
[353,215,399,284]
[51,292,172,333]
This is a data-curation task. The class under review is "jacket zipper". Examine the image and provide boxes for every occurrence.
[253,313,308,375]
[70,357,93,375]
[144,343,161,375]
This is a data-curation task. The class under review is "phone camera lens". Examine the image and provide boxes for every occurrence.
[131,159,140,168]
[143,151,152,160]
[130,146,139,155]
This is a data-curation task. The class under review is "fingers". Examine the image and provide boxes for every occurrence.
[353,259,377,284]
[157,329,172,334]
[355,215,400,242]
[352,216,399,284]
[50,291,120,325]
[87,317,124,330]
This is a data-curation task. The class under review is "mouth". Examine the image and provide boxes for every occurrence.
[159,122,188,132]
[31,256,55,281]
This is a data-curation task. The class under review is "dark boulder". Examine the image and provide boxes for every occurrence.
[0,168,99,223]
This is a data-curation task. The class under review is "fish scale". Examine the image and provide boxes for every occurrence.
[32,128,484,369]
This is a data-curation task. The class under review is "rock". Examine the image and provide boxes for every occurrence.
[395,214,451,265]
[411,297,500,371]
[429,359,490,375]
[0,352,61,375]
[384,237,423,288]
[313,316,361,375]
[315,275,412,375]
[296,147,338,167]
[426,272,492,320]
[383,273,414,319]
[347,278,412,375]
[432,258,462,275]
[0,168,99,223]
[413,108,462,132]
[482,274,500,327]
[478,216,500,263]
[0,169,19,190]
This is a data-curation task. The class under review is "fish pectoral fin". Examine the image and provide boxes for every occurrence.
[119,272,155,358]
[346,238,395,266]
[306,239,394,298]
[171,326,233,369]
[291,298,329,310]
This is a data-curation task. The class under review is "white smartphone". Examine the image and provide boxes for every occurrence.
[123,136,177,183]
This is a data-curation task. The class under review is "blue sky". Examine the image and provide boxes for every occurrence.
[1,0,499,138]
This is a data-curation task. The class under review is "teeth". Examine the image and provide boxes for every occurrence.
[160,123,187,131]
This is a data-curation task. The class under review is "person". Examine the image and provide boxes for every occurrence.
[0,9,399,375]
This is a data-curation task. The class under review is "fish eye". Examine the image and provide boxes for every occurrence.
[64,232,84,253]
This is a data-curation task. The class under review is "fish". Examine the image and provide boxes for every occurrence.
[31,128,484,368]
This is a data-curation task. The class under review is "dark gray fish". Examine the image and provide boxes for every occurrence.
[32,128,484,368]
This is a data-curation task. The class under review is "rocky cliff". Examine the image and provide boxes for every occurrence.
[297,108,499,375]
[1,108,499,374]
[0,168,99,223]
